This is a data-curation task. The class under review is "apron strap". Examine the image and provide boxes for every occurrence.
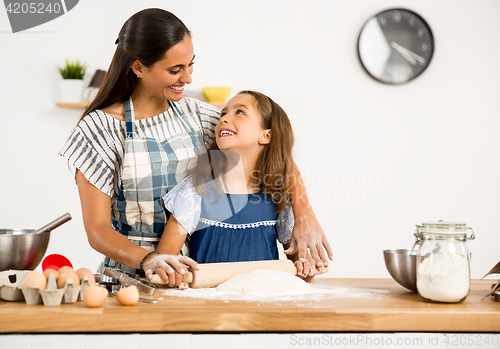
[169,100,195,132]
[170,100,183,116]
[125,98,135,138]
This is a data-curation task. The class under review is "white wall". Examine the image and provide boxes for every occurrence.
[1,0,499,279]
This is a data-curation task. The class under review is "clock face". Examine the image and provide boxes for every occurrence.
[358,9,434,84]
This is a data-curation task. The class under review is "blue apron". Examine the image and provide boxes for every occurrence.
[100,97,206,274]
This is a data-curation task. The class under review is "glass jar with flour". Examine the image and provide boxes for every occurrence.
[415,221,475,303]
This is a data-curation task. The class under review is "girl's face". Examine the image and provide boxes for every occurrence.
[138,34,194,101]
[216,94,270,156]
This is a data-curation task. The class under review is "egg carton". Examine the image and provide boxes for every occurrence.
[0,270,92,306]
[0,270,30,301]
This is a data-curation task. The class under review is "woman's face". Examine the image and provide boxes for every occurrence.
[139,34,195,101]
[216,94,270,156]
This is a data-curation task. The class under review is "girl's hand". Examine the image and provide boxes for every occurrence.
[143,254,199,288]
[294,259,315,281]
[285,214,333,269]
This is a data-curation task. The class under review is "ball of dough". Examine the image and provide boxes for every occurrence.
[216,269,310,294]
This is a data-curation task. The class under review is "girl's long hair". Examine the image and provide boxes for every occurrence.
[190,90,294,212]
[79,8,191,122]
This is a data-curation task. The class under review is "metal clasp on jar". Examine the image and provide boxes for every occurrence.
[466,227,475,241]
[411,225,423,254]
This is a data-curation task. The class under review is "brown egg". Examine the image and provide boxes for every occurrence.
[43,268,59,281]
[58,266,74,275]
[23,271,47,289]
[115,285,139,305]
[57,272,80,288]
[83,285,108,308]
[75,268,95,284]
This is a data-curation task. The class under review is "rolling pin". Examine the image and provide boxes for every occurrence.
[150,259,327,288]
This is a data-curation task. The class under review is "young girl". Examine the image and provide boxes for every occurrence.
[156,90,316,283]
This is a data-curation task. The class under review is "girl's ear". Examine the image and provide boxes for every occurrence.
[259,130,271,145]
[131,60,145,77]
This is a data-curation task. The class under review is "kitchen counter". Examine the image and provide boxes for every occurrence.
[1,278,499,333]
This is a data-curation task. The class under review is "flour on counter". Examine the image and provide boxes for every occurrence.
[159,272,389,306]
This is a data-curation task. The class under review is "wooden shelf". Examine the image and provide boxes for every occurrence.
[56,102,89,108]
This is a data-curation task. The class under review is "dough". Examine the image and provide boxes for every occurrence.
[216,269,310,294]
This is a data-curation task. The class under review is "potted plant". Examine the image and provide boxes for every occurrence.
[58,59,87,103]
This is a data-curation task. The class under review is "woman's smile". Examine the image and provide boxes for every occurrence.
[168,85,185,94]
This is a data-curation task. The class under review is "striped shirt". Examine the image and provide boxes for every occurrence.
[59,97,220,198]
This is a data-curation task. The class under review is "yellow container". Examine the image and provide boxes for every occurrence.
[202,86,232,103]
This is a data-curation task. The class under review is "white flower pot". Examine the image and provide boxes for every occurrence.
[59,79,85,103]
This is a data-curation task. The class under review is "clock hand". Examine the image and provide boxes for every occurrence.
[390,42,417,65]
[391,42,426,64]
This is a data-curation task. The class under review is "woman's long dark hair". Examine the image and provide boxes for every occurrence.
[79,8,191,122]
[190,91,295,212]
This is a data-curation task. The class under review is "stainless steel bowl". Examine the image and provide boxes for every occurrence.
[0,229,50,271]
[383,249,417,292]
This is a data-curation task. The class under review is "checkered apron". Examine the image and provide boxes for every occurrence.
[101,98,206,274]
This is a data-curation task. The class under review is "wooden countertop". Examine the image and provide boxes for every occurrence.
[1,278,499,333]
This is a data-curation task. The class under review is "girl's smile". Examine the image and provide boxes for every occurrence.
[219,128,236,137]
[215,94,270,155]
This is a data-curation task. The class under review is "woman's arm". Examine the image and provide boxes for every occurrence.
[76,170,196,282]
[284,164,334,268]
[76,170,153,269]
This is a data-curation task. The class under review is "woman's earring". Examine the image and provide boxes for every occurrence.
[137,74,142,78]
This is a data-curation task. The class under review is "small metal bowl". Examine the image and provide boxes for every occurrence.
[383,249,417,292]
[0,229,50,271]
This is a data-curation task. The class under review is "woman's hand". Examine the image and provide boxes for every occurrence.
[284,214,333,269]
[143,254,199,288]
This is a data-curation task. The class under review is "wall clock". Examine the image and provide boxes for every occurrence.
[357,9,434,84]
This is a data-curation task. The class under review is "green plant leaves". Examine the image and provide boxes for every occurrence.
[59,59,87,80]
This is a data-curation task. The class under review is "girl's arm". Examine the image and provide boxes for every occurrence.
[154,215,191,286]
[283,242,315,282]
[157,215,188,255]
[76,170,196,284]
[284,165,334,268]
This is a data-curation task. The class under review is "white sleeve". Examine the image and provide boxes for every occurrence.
[162,175,202,235]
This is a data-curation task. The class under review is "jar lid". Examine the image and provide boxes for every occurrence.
[420,220,467,234]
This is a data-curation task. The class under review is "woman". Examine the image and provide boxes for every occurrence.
[59,8,332,286]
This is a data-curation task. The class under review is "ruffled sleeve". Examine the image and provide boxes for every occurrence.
[162,175,202,235]
[276,203,294,244]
